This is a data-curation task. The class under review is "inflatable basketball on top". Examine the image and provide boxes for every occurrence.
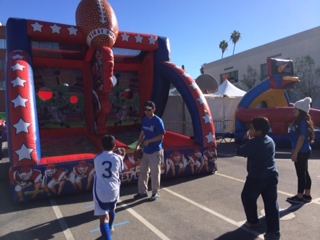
[76,0,119,49]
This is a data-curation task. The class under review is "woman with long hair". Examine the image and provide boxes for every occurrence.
[286,97,314,204]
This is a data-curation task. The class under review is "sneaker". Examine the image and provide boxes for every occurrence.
[244,221,261,229]
[211,163,218,174]
[214,163,218,172]
[150,193,160,201]
[264,232,280,240]
[133,193,149,199]
[303,194,312,203]
[286,195,304,204]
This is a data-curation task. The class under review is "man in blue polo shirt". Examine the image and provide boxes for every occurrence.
[134,101,165,201]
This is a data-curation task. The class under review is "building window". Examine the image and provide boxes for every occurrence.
[220,70,238,84]
[0,39,6,49]
[260,63,267,80]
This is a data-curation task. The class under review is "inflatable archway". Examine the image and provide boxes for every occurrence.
[5,3,217,202]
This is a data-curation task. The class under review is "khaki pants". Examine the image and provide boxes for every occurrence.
[138,149,164,195]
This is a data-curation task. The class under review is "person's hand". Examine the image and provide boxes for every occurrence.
[291,152,298,162]
[246,129,253,140]
[143,140,150,146]
[135,145,141,151]
[134,149,143,161]
[114,147,126,157]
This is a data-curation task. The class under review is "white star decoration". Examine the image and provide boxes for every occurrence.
[13,118,31,134]
[190,83,198,90]
[197,95,206,105]
[182,73,190,78]
[11,77,27,87]
[50,24,61,34]
[11,95,28,108]
[11,63,25,71]
[205,132,215,143]
[31,22,43,32]
[135,34,143,43]
[12,54,24,60]
[202,114,212,124]
[67,26,78,36]
[15,144,34,161]
[121,33,130,42]
[148,37,156,45]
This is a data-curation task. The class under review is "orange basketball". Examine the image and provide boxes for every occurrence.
[76,0,119,49]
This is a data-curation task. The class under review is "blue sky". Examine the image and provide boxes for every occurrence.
[1,0,319,79]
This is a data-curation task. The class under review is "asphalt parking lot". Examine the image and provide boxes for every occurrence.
[1,141,320,240]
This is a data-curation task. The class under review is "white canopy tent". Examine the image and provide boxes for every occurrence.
[215,80,246,97]
[163,80,246,136]
[209,80,246,133]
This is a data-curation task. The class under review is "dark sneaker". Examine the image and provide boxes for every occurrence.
[150,193,160,201]
[244,221,261,229]
[286,195,304,204]
[133,193,149,199]
[264,232,280,240]
[303,194,312,203]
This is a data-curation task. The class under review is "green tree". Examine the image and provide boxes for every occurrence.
[241,65,259,91]
[230,30,241,55]
[219,40,228,59]
[292,55,320,102]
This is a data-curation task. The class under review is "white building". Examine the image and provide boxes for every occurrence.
[203,26,320,90]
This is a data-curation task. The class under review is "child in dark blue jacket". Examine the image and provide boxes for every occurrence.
[237,117,280,240]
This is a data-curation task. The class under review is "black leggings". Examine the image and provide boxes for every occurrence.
[294,151,311,194]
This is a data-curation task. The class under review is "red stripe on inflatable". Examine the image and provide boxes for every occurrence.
[27,20,85,45]
[27,20,158,51]
[8,51,39,167]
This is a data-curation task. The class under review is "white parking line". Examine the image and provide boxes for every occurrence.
[162,187,264,239]
[118,200,171,240]
[50,199,75,240]
[216,172,320,205]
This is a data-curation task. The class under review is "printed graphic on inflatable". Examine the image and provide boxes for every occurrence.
[6,0,217,202]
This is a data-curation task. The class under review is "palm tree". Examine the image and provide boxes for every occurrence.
[230,30,241,55]
[219,40,228,59]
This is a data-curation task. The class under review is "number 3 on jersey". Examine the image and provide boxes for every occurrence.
[102,161,112,178]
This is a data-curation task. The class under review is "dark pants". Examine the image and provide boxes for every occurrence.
[294,151,311,194]
[241,174,280,233]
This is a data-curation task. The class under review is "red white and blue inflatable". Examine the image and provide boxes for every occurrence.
[5,0,217,202]
[235,58,320,147]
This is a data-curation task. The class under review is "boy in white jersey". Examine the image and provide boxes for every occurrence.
[93,135,125,240]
